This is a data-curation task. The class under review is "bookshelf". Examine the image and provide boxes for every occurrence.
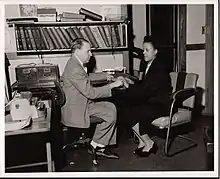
[8,20,128,56]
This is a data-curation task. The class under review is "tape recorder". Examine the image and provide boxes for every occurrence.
[15,63,60,88]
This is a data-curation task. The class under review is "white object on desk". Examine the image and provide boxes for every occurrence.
[9,98,32,121]
[5,114,32,132]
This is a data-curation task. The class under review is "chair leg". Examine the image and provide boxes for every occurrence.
[87,143,98,165]
[164,127,197,157]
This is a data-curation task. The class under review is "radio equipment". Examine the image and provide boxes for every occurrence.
[15,63,60,88]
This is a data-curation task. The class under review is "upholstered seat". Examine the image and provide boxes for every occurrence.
[152,108,191,129]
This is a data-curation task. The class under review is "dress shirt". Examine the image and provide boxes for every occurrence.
[74,55,87,73]
[145,59,154,75]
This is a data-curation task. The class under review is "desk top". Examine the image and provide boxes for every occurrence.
[91,72,138,87]
[5,108,51,136]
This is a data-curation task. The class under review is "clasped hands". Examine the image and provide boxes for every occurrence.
[107,74,134,89]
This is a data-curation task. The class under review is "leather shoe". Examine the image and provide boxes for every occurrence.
[88,146,119,159]
[136,143,158,157]
[133,146,144,155]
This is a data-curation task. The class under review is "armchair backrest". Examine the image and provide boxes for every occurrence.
[170,72,199,108]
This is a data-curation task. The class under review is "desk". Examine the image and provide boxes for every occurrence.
[91,72,138,87]
[5,107,54,172]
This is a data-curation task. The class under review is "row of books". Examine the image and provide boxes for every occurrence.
[14,24,127,51]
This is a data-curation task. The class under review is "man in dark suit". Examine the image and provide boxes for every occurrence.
[112,35,172,157]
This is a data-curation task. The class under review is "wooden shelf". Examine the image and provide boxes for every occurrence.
[11,20,127,27]
[8,20,128,56]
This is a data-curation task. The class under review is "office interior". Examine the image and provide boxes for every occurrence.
[4,4,216,175]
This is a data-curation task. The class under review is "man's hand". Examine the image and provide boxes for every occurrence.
[124,77,134,84]
[116,76,129,88]
[106,74,115,81]
[109,78,123,89]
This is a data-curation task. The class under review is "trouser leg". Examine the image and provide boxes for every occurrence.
[88,101,117,146]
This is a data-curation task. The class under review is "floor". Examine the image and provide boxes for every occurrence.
[5,115,214,174]
[61,115,214,172]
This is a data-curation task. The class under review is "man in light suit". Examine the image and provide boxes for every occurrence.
[61,38,123,159]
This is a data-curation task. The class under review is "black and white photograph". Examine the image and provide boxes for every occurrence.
[2,0,218,177]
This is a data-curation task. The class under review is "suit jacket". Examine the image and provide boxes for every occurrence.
[61,55,112,128]
[113,58,172,110]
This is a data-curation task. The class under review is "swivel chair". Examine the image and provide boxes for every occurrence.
[61,116,102,166]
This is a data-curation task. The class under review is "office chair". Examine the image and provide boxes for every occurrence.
[151,71,199,157]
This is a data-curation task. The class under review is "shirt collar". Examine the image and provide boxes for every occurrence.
[147,58,154,67]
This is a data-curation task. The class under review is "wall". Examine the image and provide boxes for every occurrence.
[130,4,207,106]
[186,4,206,105]
[132,5,146,73]
[5,4,126,85]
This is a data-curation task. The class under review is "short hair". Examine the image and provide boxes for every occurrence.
[70,38,89,53]
[143,35,159,50]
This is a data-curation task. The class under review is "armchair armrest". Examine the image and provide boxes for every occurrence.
[171,88,196,103]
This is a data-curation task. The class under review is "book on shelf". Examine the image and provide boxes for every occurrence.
[35,27,47,50]
[60,27,72,46]
[79,26,94,48]
[18,26,27,50]
[72,26,83,38]
[15,26,23,51]
[60,17,84,22]
[53,27,67,49]
[66,27,78,42]
[26,27,37,50]
[79,8,102,21]
[6,17,38,23]
[62,12,86,19]
[14,27,20,51]
[47,27,62,49]
[41,27,54,50]
[121,23,127,46]
[83,26,99,49]
[56,27,69,48]
[97,26,110,47]
[103,25,113,47]
[90,26,106,48]
[113,24,121,47]
[37,8,57,22]
[31,28,41,50]
[109,25,119,47]
[24,27,33,50]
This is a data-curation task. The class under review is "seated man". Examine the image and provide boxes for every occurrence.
[61,38,124,159]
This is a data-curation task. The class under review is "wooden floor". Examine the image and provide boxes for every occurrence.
[5,115,214,175]
[61,115,214,172]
